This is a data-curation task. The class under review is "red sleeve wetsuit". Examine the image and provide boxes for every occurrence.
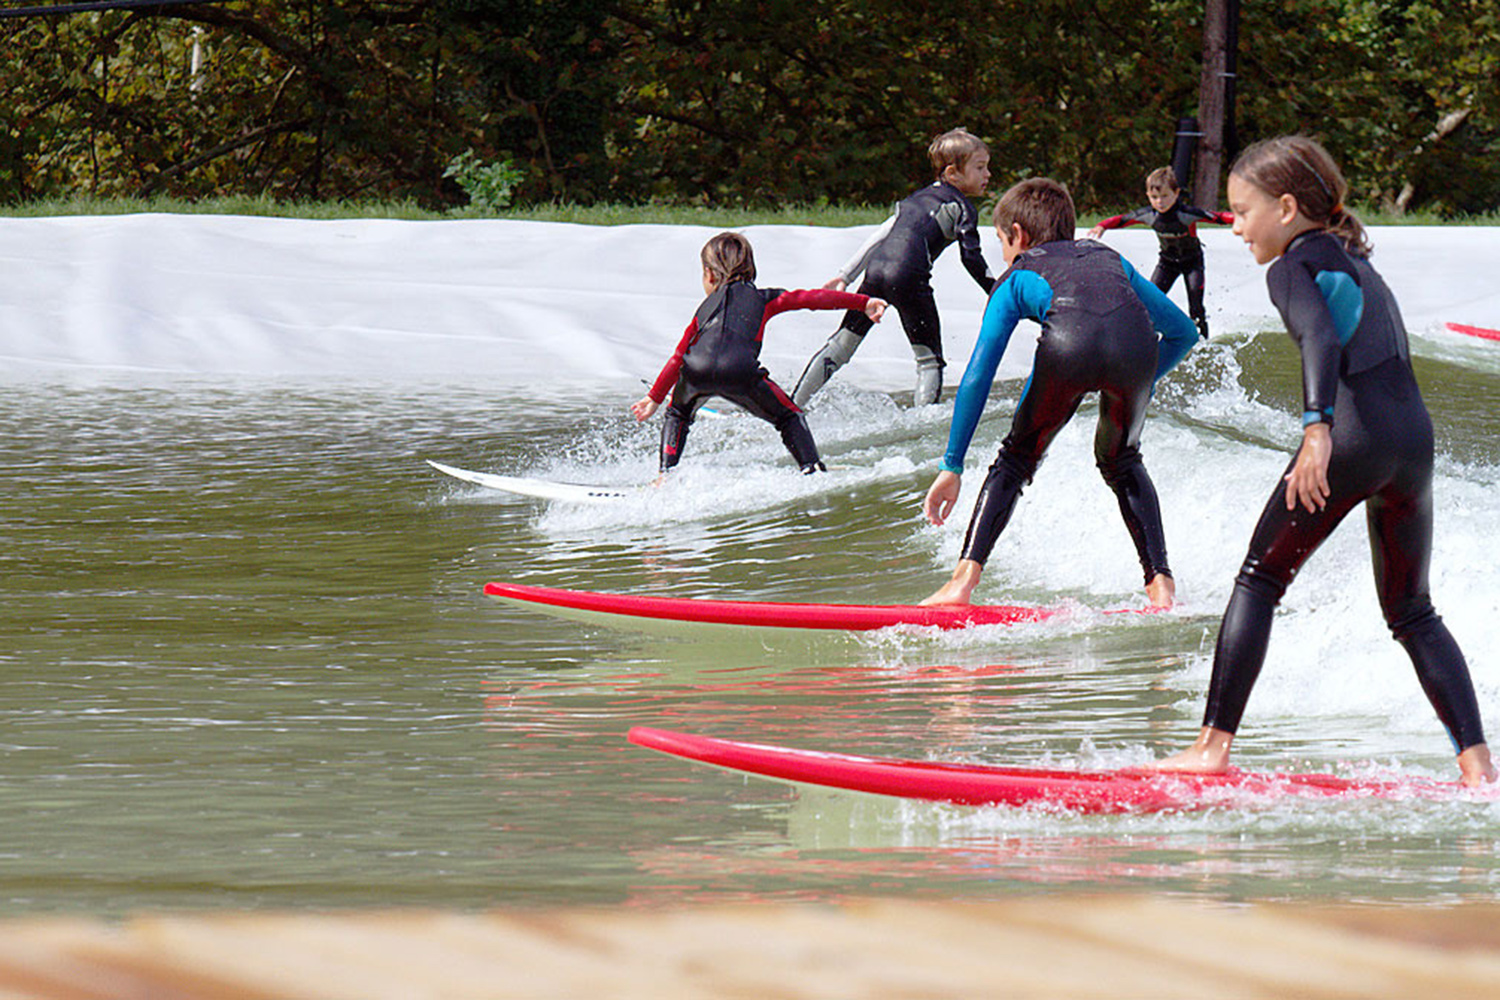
[1096,202,1233,335]
[1199,229,1485,754]
[646,281,871,472]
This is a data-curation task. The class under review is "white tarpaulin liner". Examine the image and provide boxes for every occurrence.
[2,214,1497,380]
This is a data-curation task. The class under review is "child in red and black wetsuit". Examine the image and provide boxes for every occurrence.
[1089,166,1233,339]
[632,232,886,474]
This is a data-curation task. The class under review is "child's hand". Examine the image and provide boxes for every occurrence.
[630,396,659,422]
[865,298,888,322]
[923,470,962,526]
[1284,423,1332,512]
[823,277,847,291]
[1087,225,1105,239]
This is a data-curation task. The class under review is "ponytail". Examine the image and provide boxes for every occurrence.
[1327,204,1372,259]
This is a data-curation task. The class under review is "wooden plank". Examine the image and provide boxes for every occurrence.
[0,900,1499,999]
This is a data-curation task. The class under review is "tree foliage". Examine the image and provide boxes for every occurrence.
[1,0,1497,214]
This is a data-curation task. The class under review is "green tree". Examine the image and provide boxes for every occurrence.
[1,0,1497,215]
[1230,0,1500,215]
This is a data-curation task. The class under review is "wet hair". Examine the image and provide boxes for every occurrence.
[1230,136,1372,258]
[993,177,1076,247]
[700,231,756,284]
[929,128,989,179]
[1145,166,1180,193]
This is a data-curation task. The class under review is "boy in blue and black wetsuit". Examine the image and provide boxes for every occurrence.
[922,178,1197,609]
[793,128,995,407]
[1089,167,1233,339]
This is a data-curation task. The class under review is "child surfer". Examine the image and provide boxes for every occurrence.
[921,178,1197,609]
[1088,166,1233,339]
[792,128,995,407]
[1153,136,1494,786]
[632,232,886,475]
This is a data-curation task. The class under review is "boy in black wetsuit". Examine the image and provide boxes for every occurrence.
[921,178,1197,609]
[792,128,995,407]
[632,232,886,475]
[1088,166,1233,339]
[1154,136,1493,786]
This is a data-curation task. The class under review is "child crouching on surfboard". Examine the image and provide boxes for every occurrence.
[921,177,1198,609]
[631,232,887,475]
[1152,136,1494,786]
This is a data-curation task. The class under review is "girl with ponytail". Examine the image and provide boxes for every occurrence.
[1155,136,1494,785]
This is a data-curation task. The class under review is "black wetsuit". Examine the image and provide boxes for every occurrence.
[645,281,871,472]
[1201,229,1485,752]
[939,240,1197,582]
[1097,200,1232,335]
[833,180,994,358]
[793,180,994,406]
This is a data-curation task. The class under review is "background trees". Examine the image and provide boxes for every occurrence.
[2,0,1497,215]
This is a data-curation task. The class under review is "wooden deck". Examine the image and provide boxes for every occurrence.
[2,897,1500,998]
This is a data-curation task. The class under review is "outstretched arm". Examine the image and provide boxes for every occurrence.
[764,287,883,320]
[1088,215,1125,239]
[1090,208,1150,238]
[1184,205,1235,226]
[640,318,699,408]
[939,272,1040,474]
[830,211,897,286]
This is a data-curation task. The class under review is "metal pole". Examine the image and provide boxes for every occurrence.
[1172,116,1202,191]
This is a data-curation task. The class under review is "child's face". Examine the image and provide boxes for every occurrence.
[944,153,991,198]
[1147,186,1179,213]
[1227,173,1308,265]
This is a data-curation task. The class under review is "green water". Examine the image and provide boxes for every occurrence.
[4,344,1500,916]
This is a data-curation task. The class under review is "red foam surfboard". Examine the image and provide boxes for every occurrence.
[1446,322,1500,342]
[627,726,1464,814]
[485,581,1055,631]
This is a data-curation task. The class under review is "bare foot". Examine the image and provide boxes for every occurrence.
[1145,572,1175,609]
[1151,727,1234,774]
[921,581,972,606]
[920,560,982,606]
[1458,744,1496,787]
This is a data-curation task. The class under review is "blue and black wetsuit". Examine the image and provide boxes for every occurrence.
[645,281,872,473]
[1201,229,1485,752]
[1096,200,1232,337]
[793,180,994,406]
[940,239,1197,582]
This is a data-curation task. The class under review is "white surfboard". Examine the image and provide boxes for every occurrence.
[425,460,637,503]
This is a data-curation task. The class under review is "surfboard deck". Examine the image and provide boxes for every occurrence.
[627,727,1464,814]
[1445,321,1500,342]
[427,460,636,503]
[484,581,1055,631]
